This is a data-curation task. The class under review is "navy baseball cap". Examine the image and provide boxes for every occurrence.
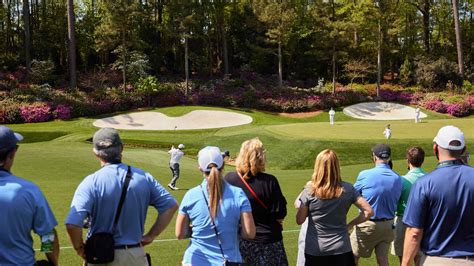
[0,126,23,151]
[372,144,391,159]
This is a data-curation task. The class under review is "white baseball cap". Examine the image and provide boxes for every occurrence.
[198,146,224,172]
[178,144,185,149]
[433,125,465,151]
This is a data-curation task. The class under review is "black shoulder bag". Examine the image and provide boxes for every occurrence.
[199,185,243,266]
[85,165,132,264]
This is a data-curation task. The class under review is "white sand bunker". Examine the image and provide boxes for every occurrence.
[343,102,427,120]
[93,110,253,130]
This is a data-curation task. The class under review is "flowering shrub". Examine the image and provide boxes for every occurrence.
[1,68,473,123]
[446,102,471,117]
[467,96,474,108]
[0,101,23,124]
[380,90,399,101]
[409,92,424,105]
[20,103,52,123]
[52,104,72,120]
[423,99,447,113]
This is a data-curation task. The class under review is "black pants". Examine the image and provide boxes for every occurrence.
[304,251,356,266]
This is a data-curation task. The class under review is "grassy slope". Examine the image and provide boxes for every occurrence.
[5,105,472,265]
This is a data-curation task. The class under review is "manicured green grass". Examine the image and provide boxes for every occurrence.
[4,105,472,265]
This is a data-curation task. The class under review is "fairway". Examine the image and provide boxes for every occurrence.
[7,106,473,265]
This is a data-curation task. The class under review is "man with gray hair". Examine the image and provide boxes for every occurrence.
[402,125,474,266]
[66,128,178,265]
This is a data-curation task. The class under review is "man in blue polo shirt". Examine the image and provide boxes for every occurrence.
[350,143,402,266]
[0,126,59,265]
[66,128,178,265]
[403,126,474,266]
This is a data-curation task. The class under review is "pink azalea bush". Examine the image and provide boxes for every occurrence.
[467,96,474,107]
[446,102,471,117]
[20,103,52,122]
[52,104,72,120]
[422,99,447,113]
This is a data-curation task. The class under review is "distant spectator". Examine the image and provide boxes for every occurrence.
[329,108,336,125]
[0,126,59,265]
[415,107,421,123]
[402,126,474,266]
[225,138,288,265]
[176,146,256,265]
[296,149,373,266]
[222,150,230,160]
[383,124,392,139]
[350,144,402,266]
[392,147,426,265]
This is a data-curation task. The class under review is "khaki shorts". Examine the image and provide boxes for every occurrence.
[420,254,474,266]
[350,219,395,258]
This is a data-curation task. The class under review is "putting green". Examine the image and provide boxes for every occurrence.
[4,106,472,265]
[265,118,474,140]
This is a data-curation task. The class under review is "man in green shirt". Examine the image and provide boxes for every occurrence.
[392,147,426,265]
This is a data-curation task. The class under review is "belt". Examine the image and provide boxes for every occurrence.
[451,256,474,259]
[115,243,141,249]
[371,218,394,222]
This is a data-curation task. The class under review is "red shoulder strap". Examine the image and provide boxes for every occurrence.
[237,172,268,210]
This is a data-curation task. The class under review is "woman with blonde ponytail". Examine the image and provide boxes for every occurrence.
[176,146,255,266]
[224,138,288,265]
[296,149,373,266]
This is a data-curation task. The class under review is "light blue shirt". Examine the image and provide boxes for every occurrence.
[65,163,177,245]
[0,171,57,265]
[403,161,474,257]
[179,179,252,265]
[354,163,402,220]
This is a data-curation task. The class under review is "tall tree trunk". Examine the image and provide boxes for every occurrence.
[122,28,127,92]
[6,1,12,50]
[376,17,382,98]
[452,0,464,76]
[332,44,336,94]
[422,0,430,54]
[67,0,77,89]
[353,0,358,46]
[23,0,31,72]
[185,35,189,96]
[223,25,229,75]
[278,40,283,88]
[331,0,336,94]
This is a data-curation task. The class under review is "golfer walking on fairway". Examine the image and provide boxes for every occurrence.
[168,144,185,190]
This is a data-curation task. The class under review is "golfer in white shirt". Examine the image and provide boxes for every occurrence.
[415,107,421,123]
[384,125,392,139]
[168,144,184,190]
[329,108,336,125]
